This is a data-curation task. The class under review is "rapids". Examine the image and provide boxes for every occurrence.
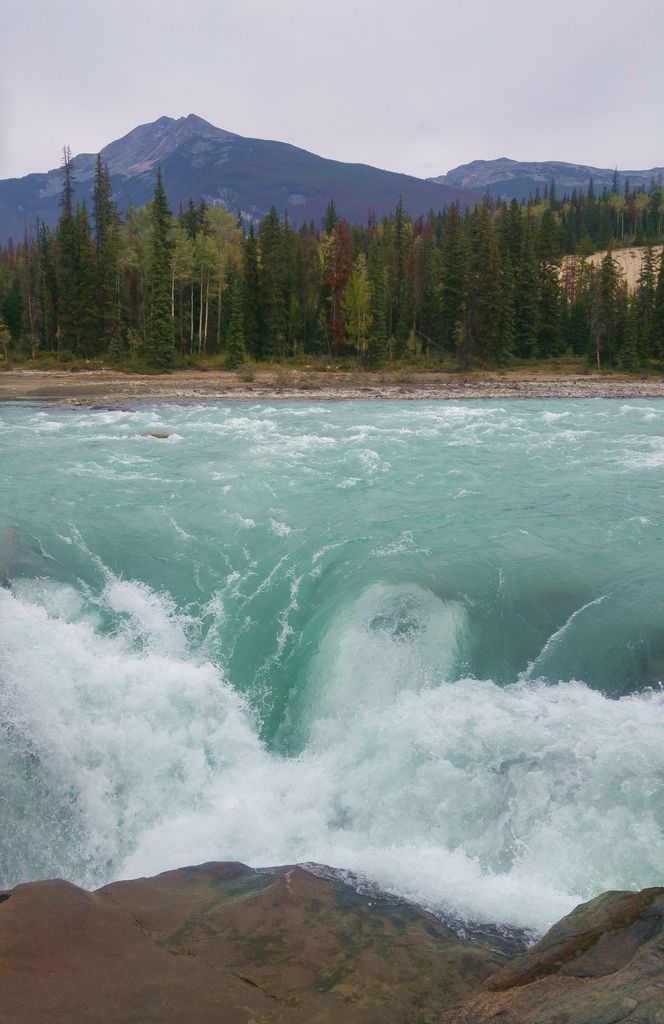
[1,398,664,934]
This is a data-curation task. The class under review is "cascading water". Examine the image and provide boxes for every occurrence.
[1,399,663,935]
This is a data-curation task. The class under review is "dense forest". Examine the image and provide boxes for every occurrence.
[1,151,663,371]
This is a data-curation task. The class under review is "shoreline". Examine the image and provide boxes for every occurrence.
[2,367,664,404]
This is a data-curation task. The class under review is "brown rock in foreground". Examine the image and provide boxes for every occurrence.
[441,887,664,1024]
[0,861,513,1023]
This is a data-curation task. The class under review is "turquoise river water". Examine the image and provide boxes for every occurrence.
[1,398,664,934]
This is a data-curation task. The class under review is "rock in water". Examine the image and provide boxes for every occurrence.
[0,861,511,1023]
[441,887,664,1024]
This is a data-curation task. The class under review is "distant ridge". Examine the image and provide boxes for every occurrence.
[0,115,477,244]
[430,157,664,201]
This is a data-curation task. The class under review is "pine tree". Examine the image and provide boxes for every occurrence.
[57,147,79,353]
[367,233,388,365]
[392,198,410,357]
[93,155,122,357]
[323,219,352,355]
[73,203,98,356]
[514,224,539,358]
[653,249,664,359]
[496,257,515,365]
[226,278,247,368]
[242,224,263,359]
[620,298,640,371]
[440,204,467,354]
[37,224,58,354]
[590,248,619,368]
[634,245,657,361]
[536,209,563,357]
[144,170,175,369]
[259,207,287,359]
[462,204,501,366]
[324,200,338,235]
[1,275,24,342]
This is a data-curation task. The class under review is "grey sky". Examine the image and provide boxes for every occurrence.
[2,0,663,181]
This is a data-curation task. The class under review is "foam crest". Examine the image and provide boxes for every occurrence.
[5,582,664,935]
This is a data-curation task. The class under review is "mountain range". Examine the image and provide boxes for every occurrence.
[1,116,661,244]
[0,115,474,244]
[429,157,664,200]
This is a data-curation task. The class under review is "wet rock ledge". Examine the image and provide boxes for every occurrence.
[0,862,662,1023]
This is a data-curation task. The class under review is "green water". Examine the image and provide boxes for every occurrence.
[1,398,664,933]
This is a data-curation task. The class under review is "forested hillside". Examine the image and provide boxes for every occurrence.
[1,153,663,372]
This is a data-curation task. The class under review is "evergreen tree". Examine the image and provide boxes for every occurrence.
[37,225,58,354]
[653,249,664,359]
[536,209,563,357]
[367,233,388,365]
[226,278,247,368]
[73,203,98,356]
[57,147,79,352]
[1,275,23,342]
[0,314,10,361]
[323,219,352,355]
[324,199,338,235]
[392,198,410,357]
[93,155,122,357]
[634,245,657,361]
[590,248,619,368]
[259,207,287,359]
[496,257,515,365]
[461,204,501,366]
[144,170,175,369]
[620,297,640,371]
[440,205,467,353]
[514,224,539,358]
[242,224,263,359]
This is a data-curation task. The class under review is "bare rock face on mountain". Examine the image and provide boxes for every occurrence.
[440,887,664,1024]
[0,861,513,1023]
[430,157,664,201]
[0,114,477,244]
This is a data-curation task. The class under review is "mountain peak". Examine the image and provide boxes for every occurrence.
[0,115,478,243]
[430,157,664,200]
[96,114,236,177]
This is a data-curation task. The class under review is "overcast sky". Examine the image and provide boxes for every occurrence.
[2,0,663,180]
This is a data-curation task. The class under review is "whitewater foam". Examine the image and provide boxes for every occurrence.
[2,578,664,934]
[3,398,664,937]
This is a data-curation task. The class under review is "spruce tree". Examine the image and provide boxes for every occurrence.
[367,233,388,365]
[462,204,501,366]
[73,204,98,356]
[259,207,287,359]
[635,245,657,361]
[536,209,563,357]
[620,298,640,371]
[226,278,247,368]
[496,257,515,365]
[440,205,467,354]
[653,249,664,359]
[392,199,410,358]
[57,147,79,353]
[324,200,338,235]
[242,224,263,359]
[93,155,122,357]
[144,170,175,369]
[514,224,539,358]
